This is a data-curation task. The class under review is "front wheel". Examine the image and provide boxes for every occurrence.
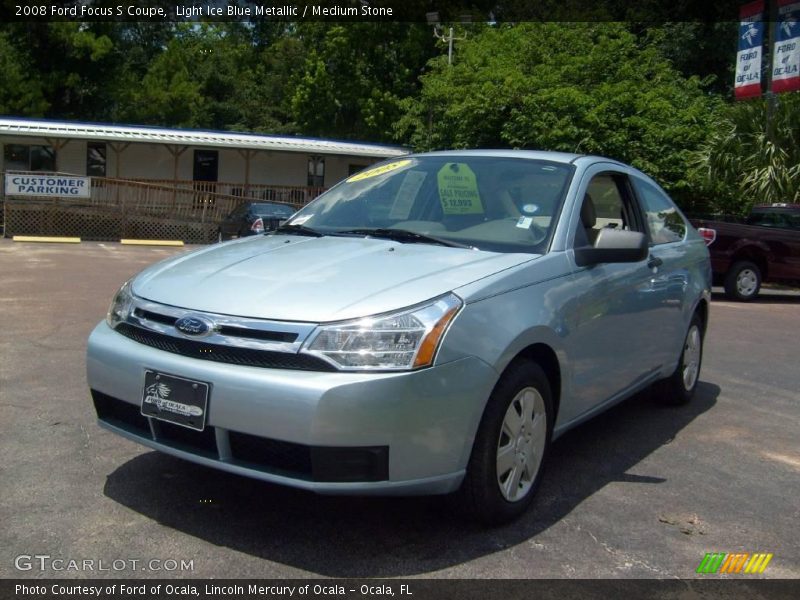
[458,359,553,524]
[654,313,704,406]
[724,260,761,301]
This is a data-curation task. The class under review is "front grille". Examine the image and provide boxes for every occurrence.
[134,308,176,326]
[92,392,389,483]
[115,323,335,371]
[133,308,298,343]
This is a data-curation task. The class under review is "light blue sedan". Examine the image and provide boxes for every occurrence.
[87,151,711,523]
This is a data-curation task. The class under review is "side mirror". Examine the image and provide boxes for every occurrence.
[574,229,648,267]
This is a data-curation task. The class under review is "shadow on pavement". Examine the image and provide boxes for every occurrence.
[104,382,720,577]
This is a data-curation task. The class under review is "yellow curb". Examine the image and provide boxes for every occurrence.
[13,236,81,243]
[120,239,184,247]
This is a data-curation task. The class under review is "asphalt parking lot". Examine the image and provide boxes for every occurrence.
[1,239,798,579]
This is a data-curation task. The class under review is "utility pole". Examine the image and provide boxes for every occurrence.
[764,0,779,143]
[433,25,467,66]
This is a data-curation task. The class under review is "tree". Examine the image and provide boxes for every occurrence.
[694,94,800,213]
[118,24,258,129]
[397,23,720,206]
[0,31,49,116]
[1,22,115,119]
[290,23,436,142]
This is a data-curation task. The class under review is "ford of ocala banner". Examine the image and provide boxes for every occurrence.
[736,0,765,99]
[4,173,91,198]
[772,0,800,93]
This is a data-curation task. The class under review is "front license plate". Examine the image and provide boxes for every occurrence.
[141,370,209,431]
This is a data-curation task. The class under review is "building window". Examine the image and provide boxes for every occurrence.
[308,156,325,187]
[3,144,56,172]
[87,143,107,177]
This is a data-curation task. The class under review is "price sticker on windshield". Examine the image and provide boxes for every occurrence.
[437,163,484,215]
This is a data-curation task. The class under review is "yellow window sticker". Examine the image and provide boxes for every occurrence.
[347,159,412,183]
[437,163,483,215]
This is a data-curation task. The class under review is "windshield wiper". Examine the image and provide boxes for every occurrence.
[274,224,325,237]
[337,228,473,249]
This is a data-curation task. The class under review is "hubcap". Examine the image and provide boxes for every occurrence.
[496,387,547,502]
[736,269,758,297]
[682,325,701,391]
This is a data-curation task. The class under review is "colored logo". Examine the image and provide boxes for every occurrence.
[742,22,759,46]
[696,552,773,574]
[175,316,213,337]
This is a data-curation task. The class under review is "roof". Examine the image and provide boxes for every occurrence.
[0,117,409,159]
[415,149,585,163]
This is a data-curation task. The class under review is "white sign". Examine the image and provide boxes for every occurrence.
[4,173,91,198]
[735,0,765,99]
[772,0,800,94]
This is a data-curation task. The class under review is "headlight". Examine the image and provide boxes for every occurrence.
[106,280,134,329]
[303,293,462,371]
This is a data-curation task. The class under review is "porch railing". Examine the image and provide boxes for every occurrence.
[2,173,327,242]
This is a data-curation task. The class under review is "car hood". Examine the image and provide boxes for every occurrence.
[132,235,538,322]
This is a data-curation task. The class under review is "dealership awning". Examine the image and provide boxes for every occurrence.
[0,117,409,159]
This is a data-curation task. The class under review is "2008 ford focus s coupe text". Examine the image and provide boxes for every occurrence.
[87,151,711,523]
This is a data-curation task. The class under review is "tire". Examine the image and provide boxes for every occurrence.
[458,359,553,525]
[724,260,761,301]
[654,313,704,406]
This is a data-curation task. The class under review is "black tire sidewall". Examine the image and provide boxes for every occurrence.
[460,359,554,524]
[725,261,761,301]
[659,313,704,405]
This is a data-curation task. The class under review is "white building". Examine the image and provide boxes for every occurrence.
[0,117,408,241]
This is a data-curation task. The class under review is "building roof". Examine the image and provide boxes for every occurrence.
[0,117,409,159]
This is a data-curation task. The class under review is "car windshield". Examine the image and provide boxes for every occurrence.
[283,156,573,253]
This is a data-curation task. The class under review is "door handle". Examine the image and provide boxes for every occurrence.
[647,256,663,269]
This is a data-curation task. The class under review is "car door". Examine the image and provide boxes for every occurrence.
[630,175,693,368]
[561,167,665,422]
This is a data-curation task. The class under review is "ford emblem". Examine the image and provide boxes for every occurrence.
[175,316,213,337]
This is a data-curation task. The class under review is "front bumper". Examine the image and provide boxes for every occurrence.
[86,321,498,495]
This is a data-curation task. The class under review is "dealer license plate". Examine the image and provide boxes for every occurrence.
[141,370,209,431]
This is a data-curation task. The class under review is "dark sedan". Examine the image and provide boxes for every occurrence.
[218,201,297,241]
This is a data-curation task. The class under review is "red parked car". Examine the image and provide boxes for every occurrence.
[691,204,800,300]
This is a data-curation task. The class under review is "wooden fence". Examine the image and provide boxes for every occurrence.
[2,174,325,243]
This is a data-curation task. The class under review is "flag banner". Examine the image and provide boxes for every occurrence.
[735,0,765,99]
[771,0,800,93]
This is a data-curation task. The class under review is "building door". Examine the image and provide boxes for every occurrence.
[193,150,218,183]
[192,150,218,211]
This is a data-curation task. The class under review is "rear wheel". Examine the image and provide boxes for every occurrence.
[654,313,704,405]
[724,260,761,301]
[458,359,553,524]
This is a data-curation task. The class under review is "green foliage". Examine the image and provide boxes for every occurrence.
[397,23,720,206]
[0,17,795,214]
[0,31,49,115]
[694,94,800,213]
[290,23,435,142]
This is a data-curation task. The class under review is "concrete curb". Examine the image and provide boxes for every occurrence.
[12,236,81,243]
[120,239,185,247]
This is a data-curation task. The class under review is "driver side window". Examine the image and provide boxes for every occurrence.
[574,173,641,248]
